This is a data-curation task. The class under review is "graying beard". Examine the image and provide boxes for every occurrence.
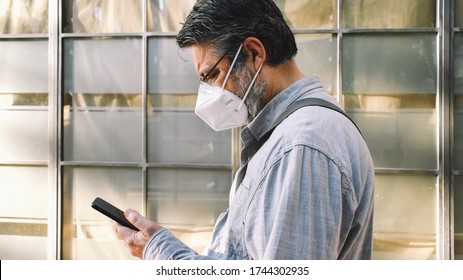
[235,67,267,121]
[245,80,266,120]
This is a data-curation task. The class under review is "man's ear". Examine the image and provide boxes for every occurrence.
[242,37,266,72]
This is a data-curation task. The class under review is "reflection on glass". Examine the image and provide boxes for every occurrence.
[343,35,436,95]
[0,95,48,162]
[0,0,48,34]
[456,107,463,170]
[455,176,463,260]
[62,167,142,259]
[295,34,336,95]
[147,0,196,32]
[454,35,463,170]
[0,40,48,94]
[274,0,337,30]
[343,34,437,169]
[343,0,436,28]
[0,166,47,259]
[456,35,463,258]
[0,40,48,162]
[456,0,463,27]
[148,168,231,252]
[148,110,232,165]
[147,37,231,252]
[147,38,198,94]
[0,166,48,218]
[373,174,437,260]
[63,0,142,33]
[352,111,436,169]
[63,38,142,162]
[147,38,231,164]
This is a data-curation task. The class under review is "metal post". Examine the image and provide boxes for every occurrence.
[47,0,61,260]
[437,0,452,260]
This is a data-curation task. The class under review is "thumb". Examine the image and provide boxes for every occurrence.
[124,209,144,229]
[124,209,160,236]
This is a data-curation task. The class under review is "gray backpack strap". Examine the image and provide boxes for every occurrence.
[259,98,362,147]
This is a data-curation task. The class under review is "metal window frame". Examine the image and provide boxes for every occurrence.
[0,0,457,260]
[335,0,448,259]
[47,0,60,260]
[53,1,233,259]
[281,0,453,261]
[437,0,452,260]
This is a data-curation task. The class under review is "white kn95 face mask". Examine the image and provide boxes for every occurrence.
[195,43,263,131]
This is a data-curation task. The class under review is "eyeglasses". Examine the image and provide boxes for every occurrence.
[201,44,236,82]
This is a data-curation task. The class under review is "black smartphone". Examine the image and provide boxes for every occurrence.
[91,197,139,231]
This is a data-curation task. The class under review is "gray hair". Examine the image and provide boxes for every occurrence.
[176,0,297,69]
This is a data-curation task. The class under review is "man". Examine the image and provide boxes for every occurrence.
[115,0,375,260]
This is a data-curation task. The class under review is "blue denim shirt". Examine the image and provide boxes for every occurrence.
[143,76,375,260]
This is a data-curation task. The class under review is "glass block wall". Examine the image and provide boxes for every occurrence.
[0,0,460,260]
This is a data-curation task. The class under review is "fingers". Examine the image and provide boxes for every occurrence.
[114,222,145,259]
[124,209,162,237]
[113,209,162,259]
[114,221,135,240]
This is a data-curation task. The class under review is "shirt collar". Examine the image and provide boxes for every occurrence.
[243,75,323,143]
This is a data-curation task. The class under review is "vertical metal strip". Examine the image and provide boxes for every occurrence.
[337,0,343,104]
[47,0,60,260]
[142,0,148,217]
[449,0,456,261]
[447,0,456,260]
[438,0,452,260]
[143,0,148,34]
[231,128,241,179]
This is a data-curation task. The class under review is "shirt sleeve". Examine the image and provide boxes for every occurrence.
[143,228,217,260]
[243,144,356,259]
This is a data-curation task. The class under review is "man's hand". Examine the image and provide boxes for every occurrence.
[114,209,162,259]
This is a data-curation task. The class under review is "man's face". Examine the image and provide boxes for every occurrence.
[190,44,267,121]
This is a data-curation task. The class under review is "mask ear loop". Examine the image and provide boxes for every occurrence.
[221,43,243,91]
[237,62,264,110]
